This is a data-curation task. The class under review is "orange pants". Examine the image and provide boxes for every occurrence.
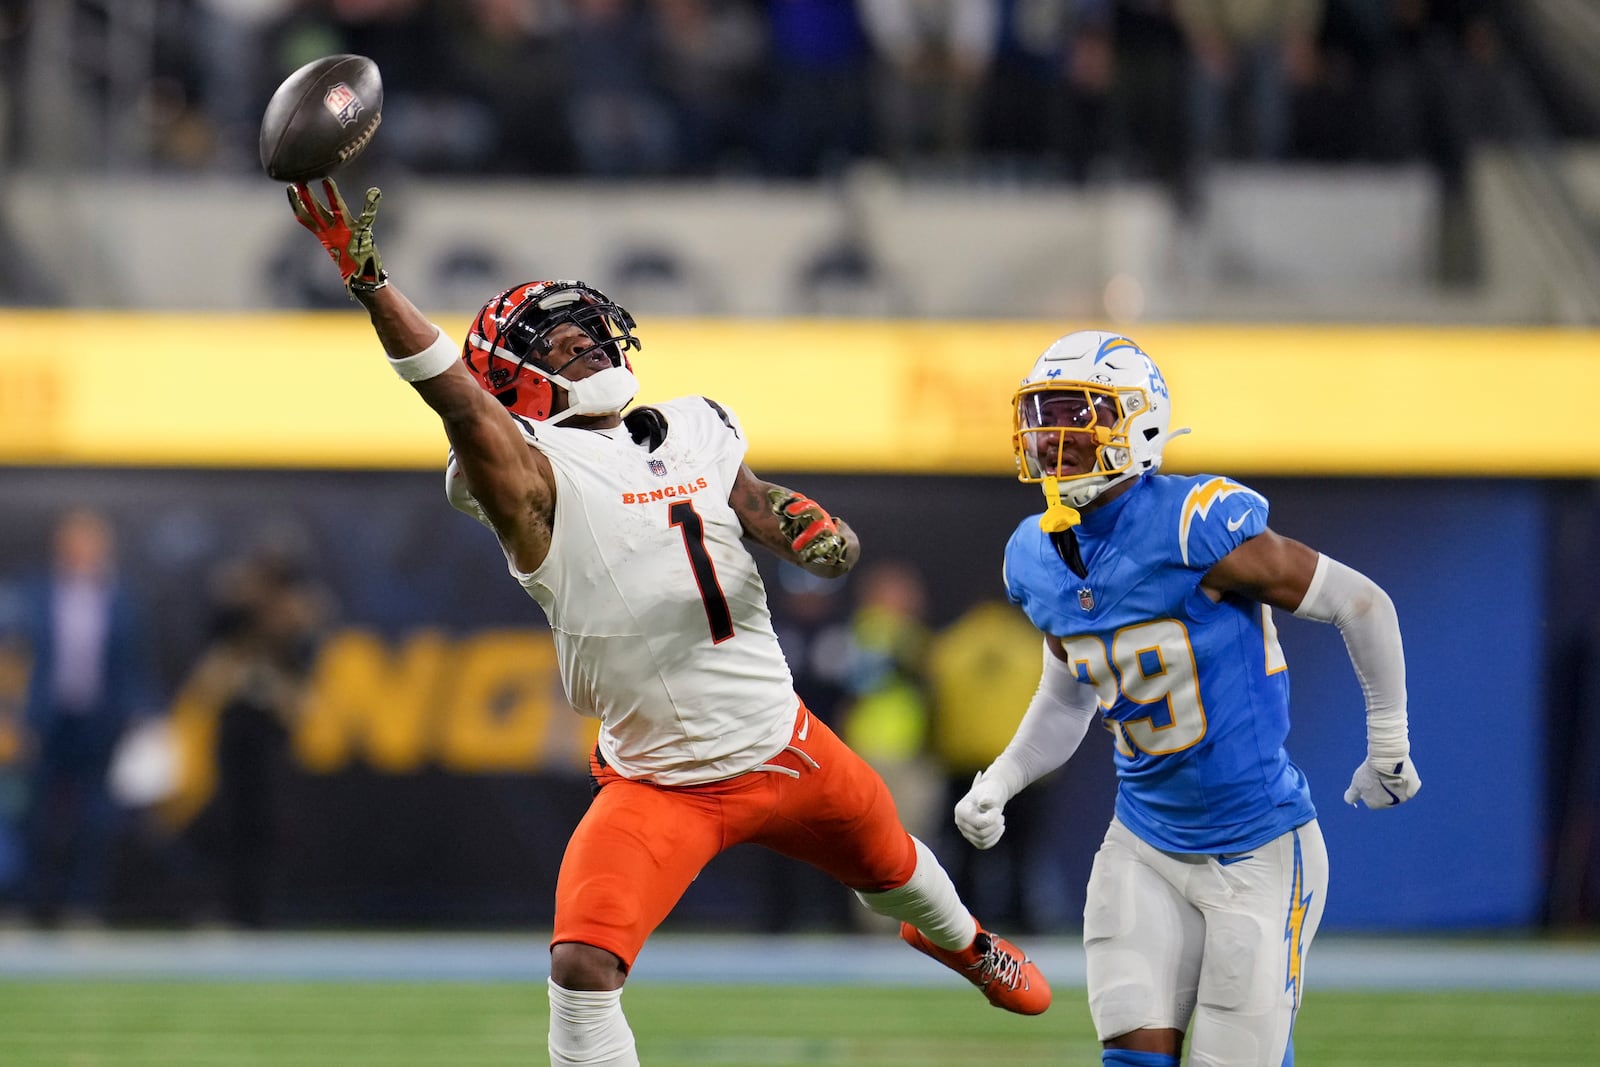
[553,701,917,969]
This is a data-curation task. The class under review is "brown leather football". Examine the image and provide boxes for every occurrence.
[259,54,383,182]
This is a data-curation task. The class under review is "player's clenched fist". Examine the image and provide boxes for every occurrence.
[954,770,1011,850]
[287,178,387,293]
[1343,755,1421,809]
[768,489,848,568]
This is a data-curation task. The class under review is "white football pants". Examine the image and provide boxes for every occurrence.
[1083,816,1328,1066]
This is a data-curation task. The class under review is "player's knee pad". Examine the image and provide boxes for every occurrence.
[547,979,639,1067]
[1186,1005,1288,1067]
[1198,912,1271,1013]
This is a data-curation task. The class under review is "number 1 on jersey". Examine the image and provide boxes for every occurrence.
[669,500,735,643]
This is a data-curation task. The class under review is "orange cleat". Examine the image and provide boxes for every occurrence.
[899,921,1052,1015]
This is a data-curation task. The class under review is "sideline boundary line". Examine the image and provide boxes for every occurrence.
[2,931,1597,991]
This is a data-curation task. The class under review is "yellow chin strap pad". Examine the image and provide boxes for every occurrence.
[1038,475,1082,532]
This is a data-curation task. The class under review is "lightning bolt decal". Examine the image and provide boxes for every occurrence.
[1178,477,1253,566]
[1094,336,1142,363]
[1283,830,1314,1011]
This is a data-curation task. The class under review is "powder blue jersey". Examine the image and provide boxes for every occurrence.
[1004,474,1317,854]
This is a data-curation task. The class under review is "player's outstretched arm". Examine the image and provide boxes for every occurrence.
[1202,528,1421,810]
[286,179,554,572]
[729,466,857,577]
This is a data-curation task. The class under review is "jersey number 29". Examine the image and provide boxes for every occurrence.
[1063,610,1285,757]
[1063,618,1206,757]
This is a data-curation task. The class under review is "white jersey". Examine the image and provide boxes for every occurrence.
[446,396,798,786]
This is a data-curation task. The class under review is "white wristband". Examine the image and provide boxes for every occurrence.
[388,328,458,382]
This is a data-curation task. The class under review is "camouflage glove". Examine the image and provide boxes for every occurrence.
[287,178,387,293]
[768,488,848,568]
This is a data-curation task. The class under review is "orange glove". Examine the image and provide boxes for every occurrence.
[768,489,848,567]
[287,178,387,292]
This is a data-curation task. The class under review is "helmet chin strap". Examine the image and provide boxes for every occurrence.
[1062,472,1119,509]
[544,365,640,425]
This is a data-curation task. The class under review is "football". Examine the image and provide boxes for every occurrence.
[258,54,383,183]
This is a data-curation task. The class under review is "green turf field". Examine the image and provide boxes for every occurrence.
[1,982,1597,1066]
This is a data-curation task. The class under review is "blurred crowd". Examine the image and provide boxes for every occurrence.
[0,1,1549,205]
[0,507,333,929]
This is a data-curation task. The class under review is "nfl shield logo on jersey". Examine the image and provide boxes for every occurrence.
[648,459,668,477]
[1077,586,1095,611]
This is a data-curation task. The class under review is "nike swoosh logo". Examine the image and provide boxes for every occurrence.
[1382,761,1405,804]
[1217,853,1255,866]
[797,713,810,741]
[1226,509,1253,532]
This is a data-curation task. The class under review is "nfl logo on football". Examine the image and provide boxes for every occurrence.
[1078,586,1095,611]
[322,83,363,128]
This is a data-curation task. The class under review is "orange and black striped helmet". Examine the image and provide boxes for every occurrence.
[462,280,640,421]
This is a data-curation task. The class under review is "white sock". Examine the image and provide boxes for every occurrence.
[547,979,639,1067]
[854,836,978,951]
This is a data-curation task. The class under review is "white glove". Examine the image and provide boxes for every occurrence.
[1344,755,1422,809]
[954,770,1012,849]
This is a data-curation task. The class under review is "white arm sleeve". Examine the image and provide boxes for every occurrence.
[1292,553,1409,759]
[984,641,1100,801]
